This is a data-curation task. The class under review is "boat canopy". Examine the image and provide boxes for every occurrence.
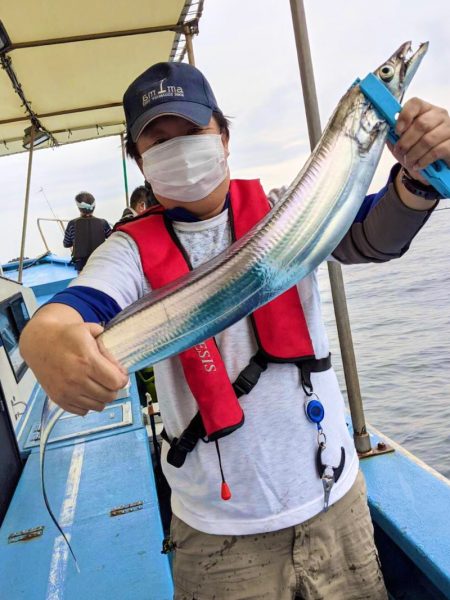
[0,0,203,156]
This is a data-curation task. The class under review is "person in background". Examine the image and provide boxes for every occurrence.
[21,61,450,600]
[144,180,160,207]
[120,185,150,220]
[63,191,111,272]
[267,184,287,205]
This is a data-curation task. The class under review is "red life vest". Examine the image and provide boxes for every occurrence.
[117,179,315,442]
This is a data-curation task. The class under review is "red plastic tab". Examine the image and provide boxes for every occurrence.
[221,481,232,501]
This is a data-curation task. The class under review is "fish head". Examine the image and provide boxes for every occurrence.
[373,41,428,100]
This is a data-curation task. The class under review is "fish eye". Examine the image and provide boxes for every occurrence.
[379,64,395,82]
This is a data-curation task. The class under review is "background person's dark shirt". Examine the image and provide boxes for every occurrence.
[63,216,111,249]
[64,216,111,271]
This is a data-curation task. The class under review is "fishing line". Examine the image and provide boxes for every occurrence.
[41,438,80,572]
[38,187,61,221]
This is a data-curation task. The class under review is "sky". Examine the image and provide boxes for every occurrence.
[1,0,449,263]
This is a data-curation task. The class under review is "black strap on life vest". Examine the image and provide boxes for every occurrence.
[161,353,332,468]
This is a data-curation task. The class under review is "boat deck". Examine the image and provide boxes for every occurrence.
[0,375,173,599]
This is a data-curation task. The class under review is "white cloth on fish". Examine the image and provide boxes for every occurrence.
[72,209,359,534]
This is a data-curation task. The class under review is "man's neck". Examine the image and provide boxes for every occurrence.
[198,199,227,220]
[164,193,230,223]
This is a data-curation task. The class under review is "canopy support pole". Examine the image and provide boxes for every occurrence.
[120,132,129,207]
[18,125,35,284]
[289,0,372,454]
[184,25,196,66]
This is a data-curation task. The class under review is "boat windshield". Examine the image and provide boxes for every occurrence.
[0,293,30,381]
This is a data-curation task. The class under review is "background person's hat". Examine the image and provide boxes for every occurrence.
[123,62,222,142]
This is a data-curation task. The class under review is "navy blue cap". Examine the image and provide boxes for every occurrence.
[123,62,222,142]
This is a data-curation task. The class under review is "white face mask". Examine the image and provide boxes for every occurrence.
[142,133,228,202]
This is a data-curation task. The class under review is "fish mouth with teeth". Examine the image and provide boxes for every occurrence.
[374,41,428,100]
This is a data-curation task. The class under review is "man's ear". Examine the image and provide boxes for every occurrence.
[137,156,144,174]
[221,133,230,158]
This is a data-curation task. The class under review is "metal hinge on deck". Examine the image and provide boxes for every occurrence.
[8,526,44,543]
[358,440,395,459]
[109,501,143,517]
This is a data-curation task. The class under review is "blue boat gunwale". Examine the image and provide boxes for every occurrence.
[361,424,450,598]
[2,253,72,271]
[1,253,77,303]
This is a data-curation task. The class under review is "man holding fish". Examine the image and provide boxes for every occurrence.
[21,48,450,599]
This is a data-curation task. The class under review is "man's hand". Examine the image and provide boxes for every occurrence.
[20,304,129,416]
[389,98,450,180]
[386,98,450,209]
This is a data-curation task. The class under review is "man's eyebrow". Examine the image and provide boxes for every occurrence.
[145,123,165,136]
[144,122,203,137]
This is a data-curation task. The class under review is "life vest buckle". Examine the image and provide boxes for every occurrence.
[233,356,267,397]
[167,429,199,468]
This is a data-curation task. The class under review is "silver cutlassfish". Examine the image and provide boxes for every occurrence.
[40,42,428,565]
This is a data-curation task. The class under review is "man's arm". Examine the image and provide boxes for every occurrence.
[20,233,145,415]
[20,303,128,416]
[63,220,75,248]
[332,164,435,264]
[103,219,112,238]
[333,98,449,264]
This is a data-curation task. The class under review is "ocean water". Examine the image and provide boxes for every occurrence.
[318,206,450,478]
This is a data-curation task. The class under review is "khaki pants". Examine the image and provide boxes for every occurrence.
[171,471,388,600]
